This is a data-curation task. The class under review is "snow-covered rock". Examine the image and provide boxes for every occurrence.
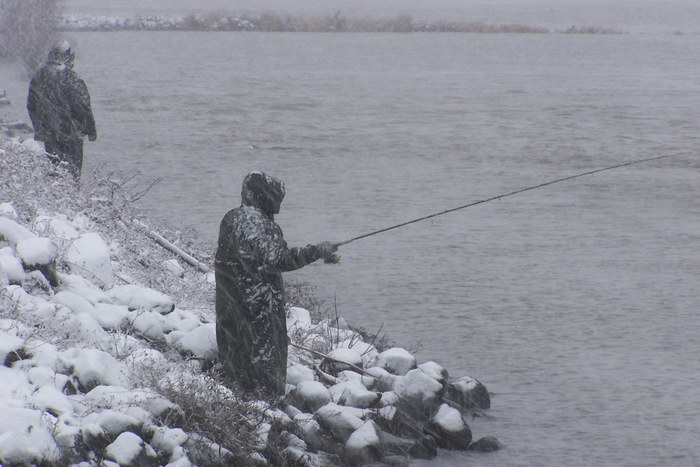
[65,232,115,288]
[286,363,315,386]
[329,379,381,408]
[287,306,312,329]
[290,380,332,413]
[16,237,57,267]
[0,246,26,282]
[372,347,417,376]
[104,431,156,466]
[0,330,24,364]
[106,284,175,315]
[393,367,445,420]
[446,375,491,410]
[314,402,365,443]
[175,322,217,360]
[423,403,472,450]
[321,346,364,376]
[60,348,129,391]
[0,217,36,244]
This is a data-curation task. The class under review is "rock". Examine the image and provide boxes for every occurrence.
[469,435,504,452]
[445,375,491,410]
[393,368,445,421]
[65,232,115,288]
[0,217,36,244]
[52,290,96,316]
[60,348,129,391]
[175,322,217,360]
[16,237,57,267]
[314,402,364,443]
[375,405,422,439]
[290,380,332,413]
[372,347,416,376]
[92,302,130,330]
[103,431,155,466]
[287,307,312,329]
[287,364,315,386]
[422,403,472,450]
[329,379,382,408]
[417,361,449,387]
[408,435,438,460]
[0,246,26,283]
[344,420,382,464]
[0,330,25,365]
[320,347,364,376]
[128,310,167,342]
[371,425,437,461]
[362,366,396,392]
[293,413,341,455]
[106,284,175,315]
[150,427,189,456]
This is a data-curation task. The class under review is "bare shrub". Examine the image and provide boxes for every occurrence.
[0,137,215,309]
[139,365,259,465]
[0,0,64,76]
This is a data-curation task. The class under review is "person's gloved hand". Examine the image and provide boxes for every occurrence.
[88,133,97,142]
[316,241,339,264]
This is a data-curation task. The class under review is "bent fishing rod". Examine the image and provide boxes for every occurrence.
[333,152,690,248]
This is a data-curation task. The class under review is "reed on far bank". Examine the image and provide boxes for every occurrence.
[60,10,626,35]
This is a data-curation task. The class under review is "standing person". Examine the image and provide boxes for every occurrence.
[27,40,96,180]
[215,171,338,398]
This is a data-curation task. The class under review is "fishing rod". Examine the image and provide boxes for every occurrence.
[333,152,690,248]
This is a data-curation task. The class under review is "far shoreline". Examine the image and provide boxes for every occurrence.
[60,12,626,35]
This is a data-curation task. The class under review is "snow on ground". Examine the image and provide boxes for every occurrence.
[0,135,495,465]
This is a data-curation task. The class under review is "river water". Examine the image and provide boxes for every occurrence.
[2,2,699,465]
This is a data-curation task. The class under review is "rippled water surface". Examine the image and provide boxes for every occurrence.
[2,5,699,464]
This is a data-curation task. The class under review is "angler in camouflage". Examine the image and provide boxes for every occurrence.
[27,40,97,180]
[215,171,337,397]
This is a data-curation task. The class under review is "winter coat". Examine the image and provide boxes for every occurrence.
[27,61,96,144]
[215,172,327,396]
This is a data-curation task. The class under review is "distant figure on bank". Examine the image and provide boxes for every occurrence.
[215,171,338,397]
[27,40,96,180]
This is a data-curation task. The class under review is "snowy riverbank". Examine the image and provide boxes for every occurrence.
[0,134,499,465]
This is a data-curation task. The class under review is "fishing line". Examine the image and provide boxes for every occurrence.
[334,152,691,247]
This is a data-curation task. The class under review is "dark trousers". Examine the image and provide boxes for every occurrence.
[44,139,84,180]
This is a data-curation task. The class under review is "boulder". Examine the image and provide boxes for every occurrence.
[314,403,364,443]
[320,347,364,376]
[65,232,115,288]
[469,435,504,452]
[344,420,382,464]
[362,366,396,392]
[103,432,156,466]
[445,375,490,410]
[106,284,175,315]
[423,403,472,450]
[393,368,444,421]
[289,380,332,413]
[329,379,382,408]
[372,347,416,376]
[287,364,315,386]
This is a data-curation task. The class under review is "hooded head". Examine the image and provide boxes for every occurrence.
[47,40,75,67]
[241,171,285,216]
